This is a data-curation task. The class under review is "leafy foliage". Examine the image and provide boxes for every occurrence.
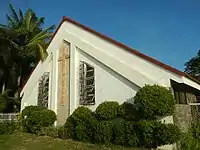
[95,101,119,120]
[136,120,180,148]
[134,85,175,119]
[154,122,180,146]
[180,122,200,150]
[38,126,59,138]
[0,89,20,113]
[185,50,200,76]
[93,121,113,144]
[118,102,140,121]
[24,109,56,134]
[113,120,139,147]
[64,106,97,141]
[21,105,46,118]
[0,121,17,134]
[137,120,155,148]
[0,3,55,110]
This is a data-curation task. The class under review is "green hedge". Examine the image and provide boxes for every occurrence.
[113,120,138,147]
[0,121,17,135]
[154,123,180,146]
[95,101,119,120]
[64,106,97,141]
[38,126,59,138]
[22,105,47,118]
[136,120,180,148]
[93,121,113,144]
[118,102,140,121]
[60,84,179,148]
[134,85,175,119]
[24,109,56,134]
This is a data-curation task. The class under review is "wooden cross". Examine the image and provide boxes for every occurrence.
[58,43,70,105]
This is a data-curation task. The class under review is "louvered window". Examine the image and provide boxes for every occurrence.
[79,61,95,105]
[37,72,50,108]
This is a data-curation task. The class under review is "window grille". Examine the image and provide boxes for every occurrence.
[37,72,50,108]
[79,61,95,105]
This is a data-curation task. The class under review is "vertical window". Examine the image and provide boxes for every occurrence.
[37,72,50,108]
[79,61,95,105]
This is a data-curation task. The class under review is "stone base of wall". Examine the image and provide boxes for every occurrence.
[173,104,192,132]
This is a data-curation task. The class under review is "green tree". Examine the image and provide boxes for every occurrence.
[185,50,200,77]
[0,3,55,111]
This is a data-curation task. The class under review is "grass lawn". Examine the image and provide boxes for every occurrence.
[0,133,145,150]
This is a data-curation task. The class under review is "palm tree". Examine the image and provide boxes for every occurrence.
[0,3,55,96]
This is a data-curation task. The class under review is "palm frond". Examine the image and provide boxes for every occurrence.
[32,17,45,29]
[37,43,48,61]
[8,3,19,22]
[28,25,55,42]
[6,14,16,28]
[19,9,24,21]
[0,24,9,28]
[24,9,34,30]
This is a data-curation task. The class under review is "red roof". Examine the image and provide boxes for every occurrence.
[21,16,200,91]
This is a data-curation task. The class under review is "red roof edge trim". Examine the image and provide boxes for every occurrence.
[21,16,200,92]
[62,16,186,77]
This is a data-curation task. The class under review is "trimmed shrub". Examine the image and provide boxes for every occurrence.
[21,105,46,118]
[0,121,17,134]
[58,126,70,139]
[134,85,175,119]
[124,121,139,147]
[74,123,91,142]
[137,120,180,148]
[64,106,97,141]
[112,118,126,145]
[137,120,156,148]
[38,126,59,138]
[25,109,56,133]
[113,120,139,147]
[95,101,119,120]
[154,122,180,147]
[64,116,75,139]
[93,121,113,144]
[118,102,140,121]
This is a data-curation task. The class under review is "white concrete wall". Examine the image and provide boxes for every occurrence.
[73,47,140,112]
[20,56,53,111]
[62,21,200,90]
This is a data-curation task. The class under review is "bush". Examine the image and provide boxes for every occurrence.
[137,120,156,148]
[118,102,140,121]
[112,118,126,145]
[58,126,70,139]
[180,132,200,150]
[0,121,17,134]
[137,120,180,148]
[38,126,59,138]
[180,122,200,150]
[95,101,119,120]
[154,122,180,147]
[64,106,97,141]
[124,121,139,147]
[113,120,138,147]
[74,123,91,142]
[25,109,56,133]
[22,105,46,118]
[93,121,113,144]
[134,85,175,119]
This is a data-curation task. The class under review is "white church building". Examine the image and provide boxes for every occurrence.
[20,16,200,129]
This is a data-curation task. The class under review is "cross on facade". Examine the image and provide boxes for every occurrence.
[58,43,70,105]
